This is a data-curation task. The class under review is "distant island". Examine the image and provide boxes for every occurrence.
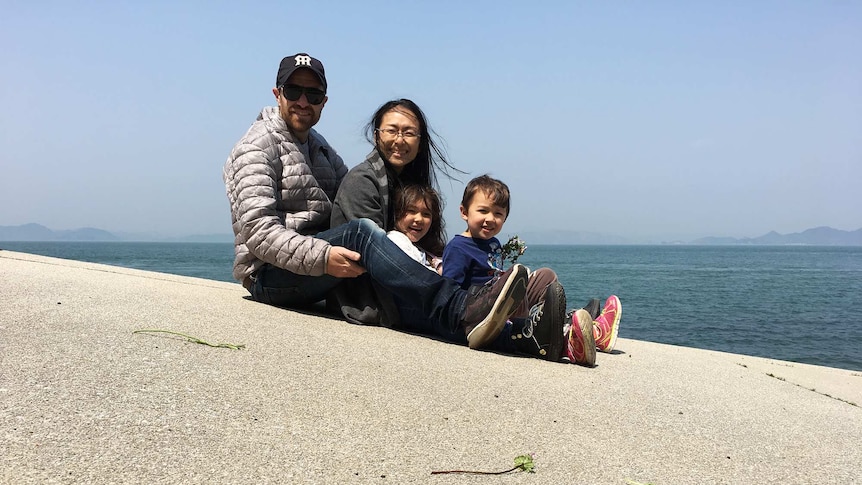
[688,226,862,246]
[1,223,860,246]
[0,223,232,243]
[0,223,121,242]
[517,226,862,246]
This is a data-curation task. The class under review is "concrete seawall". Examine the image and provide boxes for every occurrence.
[2,250,860,484]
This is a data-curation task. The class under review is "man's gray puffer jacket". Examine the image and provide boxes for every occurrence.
[223,106,347,288]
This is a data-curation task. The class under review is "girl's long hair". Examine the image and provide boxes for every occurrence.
[393,184,446,256]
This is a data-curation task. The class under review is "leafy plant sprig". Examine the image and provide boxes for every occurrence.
[431,453,535,475]
[133,329,245,350]
[500,234,527,266]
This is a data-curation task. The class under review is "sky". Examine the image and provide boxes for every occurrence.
[1,1,860,242]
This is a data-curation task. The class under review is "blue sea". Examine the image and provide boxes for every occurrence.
[3,241,860,371]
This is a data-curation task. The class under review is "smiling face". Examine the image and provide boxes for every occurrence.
[375,107,421,173]
[395,197,433,243]
[272,69,327,142]
[460,190,508,240]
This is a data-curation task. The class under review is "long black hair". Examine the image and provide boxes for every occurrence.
[365,98,463,189]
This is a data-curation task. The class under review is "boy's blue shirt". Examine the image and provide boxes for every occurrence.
[442,234,504,290]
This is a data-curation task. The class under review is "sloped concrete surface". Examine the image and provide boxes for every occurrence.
[2,250,860,484]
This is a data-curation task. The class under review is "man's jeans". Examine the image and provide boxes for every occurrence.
[250,218,467,337]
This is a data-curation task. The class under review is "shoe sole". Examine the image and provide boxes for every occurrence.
[573,309,597,366]
[535,281,567,360]
[599,295,622,353]
[467,265,528,349]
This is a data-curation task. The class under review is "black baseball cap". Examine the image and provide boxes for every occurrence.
[276,53,327,92]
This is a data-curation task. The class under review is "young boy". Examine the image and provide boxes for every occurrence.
[443,175,621,366]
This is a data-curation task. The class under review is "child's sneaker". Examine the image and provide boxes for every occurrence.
[462,264,528,349]
[562,309,596,367]
[594,295,622,353]
[511,281,566,361]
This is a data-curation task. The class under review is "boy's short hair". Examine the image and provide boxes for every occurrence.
[461,174,510,215]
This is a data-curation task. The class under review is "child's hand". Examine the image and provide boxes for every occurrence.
[431,256,444,275]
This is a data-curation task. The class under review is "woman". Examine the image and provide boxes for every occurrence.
[331,98,459,230]
[329,99,461,329]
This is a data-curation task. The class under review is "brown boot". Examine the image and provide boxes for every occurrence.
[461,264,528,349]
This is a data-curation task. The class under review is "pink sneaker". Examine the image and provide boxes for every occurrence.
[562,309,596,367]
[594,295,621,353]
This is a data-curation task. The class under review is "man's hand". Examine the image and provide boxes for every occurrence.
[326,246,366,278]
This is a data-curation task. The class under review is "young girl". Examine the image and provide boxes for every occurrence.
[387,184,445,274]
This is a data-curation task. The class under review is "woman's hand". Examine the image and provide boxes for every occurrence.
[326,246,366,278]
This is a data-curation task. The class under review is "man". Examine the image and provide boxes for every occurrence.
[223,52,528,349]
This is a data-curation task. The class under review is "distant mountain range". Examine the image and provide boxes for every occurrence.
[0,223,231,243]
[689,226,862,246]
[1,223,860,245]
[0,223,121,242]
[488,226,862,246]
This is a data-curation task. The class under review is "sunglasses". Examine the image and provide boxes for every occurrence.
[280,84,326,105]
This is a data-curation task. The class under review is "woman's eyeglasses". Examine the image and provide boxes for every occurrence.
[376,128,420,140]
[280,84,326,105]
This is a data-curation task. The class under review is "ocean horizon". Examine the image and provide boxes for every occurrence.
[3,241,860,372]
